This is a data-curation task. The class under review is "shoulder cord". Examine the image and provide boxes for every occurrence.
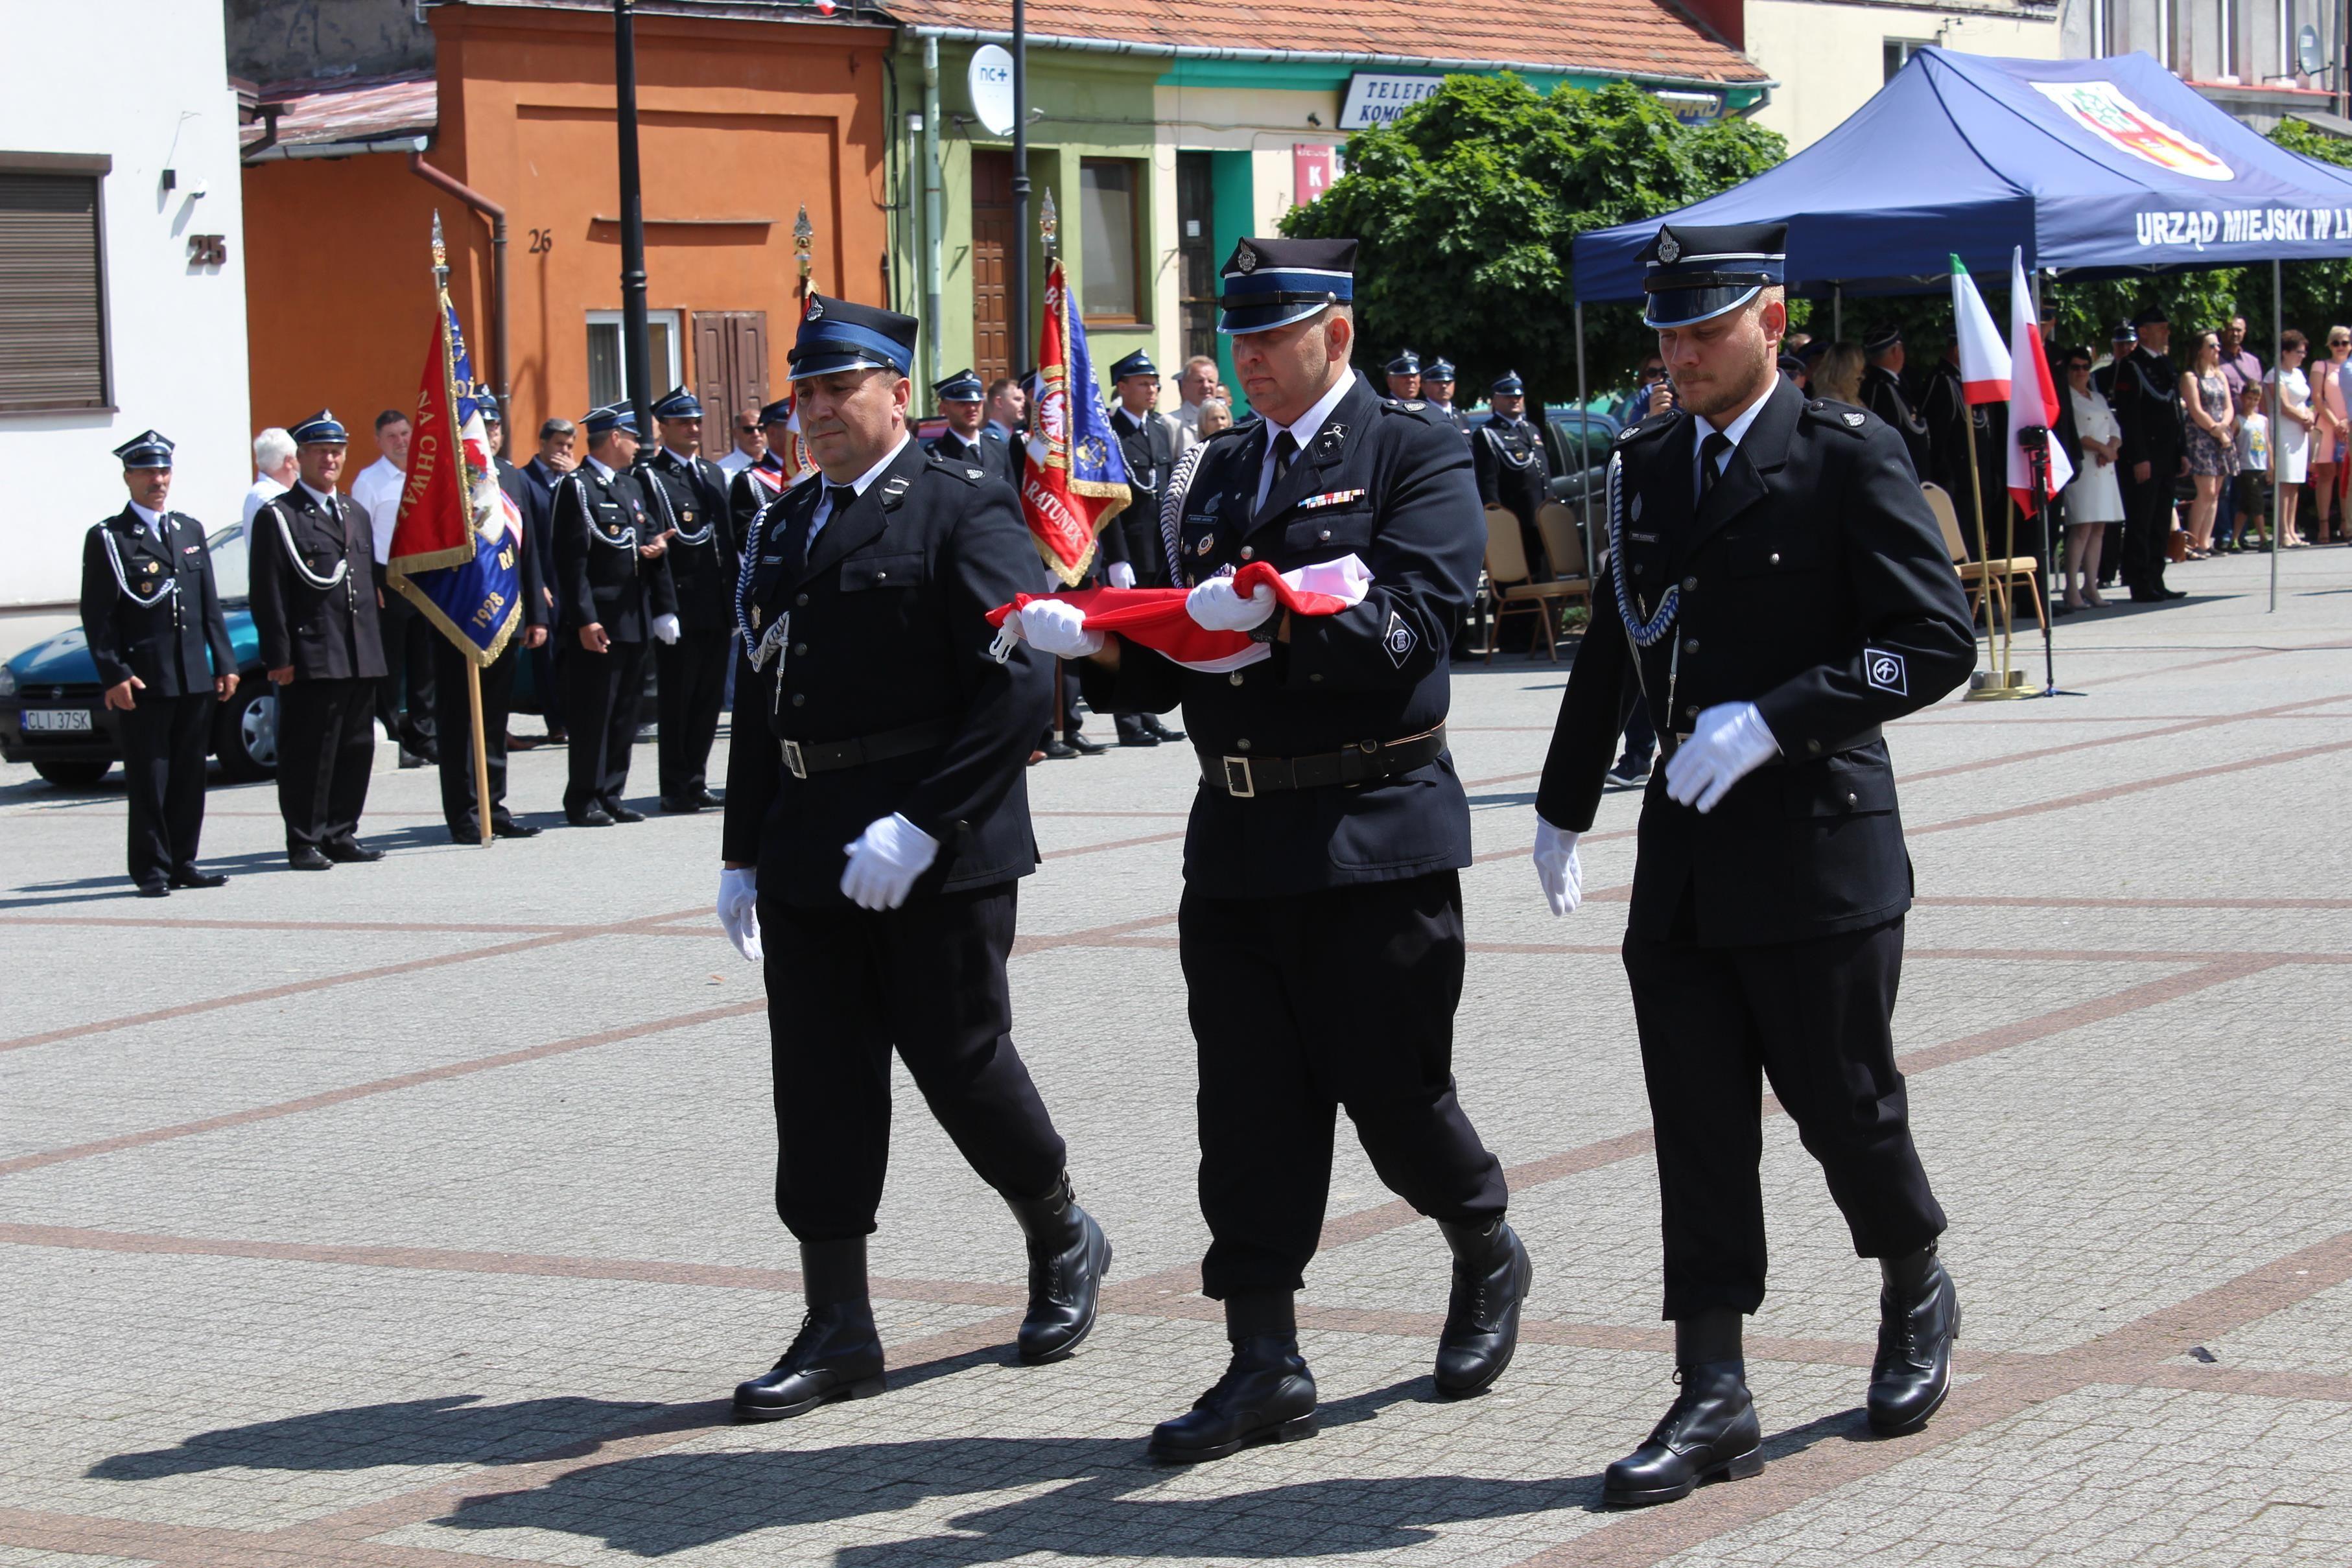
[1160,440,1206,585]
[1485,423,1540,470]
[272,501,350,591]
[646,461,715,545]
[1607,451,1678,649]
[735,486,799,660]
[100,524,178,608]
[567,476,639,550]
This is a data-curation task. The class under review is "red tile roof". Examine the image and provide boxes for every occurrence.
[240,71,439,156]
[884,0,1766,86]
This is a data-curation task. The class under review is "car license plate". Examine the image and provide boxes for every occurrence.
[23,709,93,733]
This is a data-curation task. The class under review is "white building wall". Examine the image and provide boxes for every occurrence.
[1746,2,2065,151]
[1,1,251,607]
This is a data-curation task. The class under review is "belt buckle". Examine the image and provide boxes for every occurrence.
[1221,756,1256,798]
[780,738,806,780]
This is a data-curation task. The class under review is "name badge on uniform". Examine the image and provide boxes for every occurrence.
[1297,488,1367,511]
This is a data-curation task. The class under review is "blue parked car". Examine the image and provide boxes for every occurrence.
[0,522,278,788]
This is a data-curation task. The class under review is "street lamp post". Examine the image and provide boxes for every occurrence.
[1011,0,1029,374]
[613,0,653,434]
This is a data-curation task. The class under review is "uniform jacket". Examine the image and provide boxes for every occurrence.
[1429,403,1475,443]
[1109,405,1177,587]
[1078,374,1482,898]
[494,458,553,633]
[1863,362,1934,478]
[79,507,235,697]
[249,487,388,681]
[551,462,678,641]
[722,437,1053,907]
[2112,346,2188,465]
[1536,379,1976,947]
[728,456,797,556]
[1474,414,1551,519]
[928,427,1017,491]
[641,447,738,632]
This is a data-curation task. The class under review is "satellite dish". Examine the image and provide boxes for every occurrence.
[969,45,1016,137]
[2299,23,2325,78]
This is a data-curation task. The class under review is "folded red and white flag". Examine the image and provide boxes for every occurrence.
[987,555,1372,673]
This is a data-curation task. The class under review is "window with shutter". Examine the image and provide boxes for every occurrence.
[0,171,109,413]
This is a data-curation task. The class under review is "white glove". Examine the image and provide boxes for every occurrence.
[840,812,941,911]
[652,613,681,645]
[1105,559,1137,590]
[1533,818,1583,917]
[1186,575,1278,633]
[716,866,762,962]
[1017,599,1103,659]
[1664,701,1781,814]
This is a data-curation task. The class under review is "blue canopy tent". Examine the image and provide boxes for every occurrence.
[1567,47,2352,616]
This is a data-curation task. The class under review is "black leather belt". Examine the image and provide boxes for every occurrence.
[1198,726,1448,797]
[1658,723,1881,764]
[779,718,956,780]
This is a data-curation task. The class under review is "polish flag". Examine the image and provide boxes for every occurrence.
[2003,248,2073,513]
[1949,255,2011,405]
[988,556,1372,673]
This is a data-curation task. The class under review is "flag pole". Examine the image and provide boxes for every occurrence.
[430,216,495,848]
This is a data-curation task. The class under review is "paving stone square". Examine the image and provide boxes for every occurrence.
[1,549,2349,1565]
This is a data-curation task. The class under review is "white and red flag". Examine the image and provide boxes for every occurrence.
[988,556,1372,673]
[1949,255,2011,406]
[2003,248,2073,511]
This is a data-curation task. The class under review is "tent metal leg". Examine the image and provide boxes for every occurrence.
[2272,259,2283,614]
[1575,301,1594,591]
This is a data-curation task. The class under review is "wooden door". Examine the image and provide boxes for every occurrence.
[1176,152,1217,366]
[690,310,769,432]
[970,149,1013,384]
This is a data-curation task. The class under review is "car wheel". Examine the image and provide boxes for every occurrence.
[214,684,279,782]
[31,759,110,789]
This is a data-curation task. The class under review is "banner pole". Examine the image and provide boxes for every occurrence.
[467,660,492,847]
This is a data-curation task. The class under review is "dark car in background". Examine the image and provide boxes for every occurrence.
[1539,406,1622,506]
[1,523,277,789]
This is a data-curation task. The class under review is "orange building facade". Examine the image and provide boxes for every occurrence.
[242,1,893,445]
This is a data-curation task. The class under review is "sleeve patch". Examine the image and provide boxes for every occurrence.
[1383,610,1418,668]
[1864,648,1908,696]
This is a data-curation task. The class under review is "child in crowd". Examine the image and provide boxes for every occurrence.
[2233,382,2271,550]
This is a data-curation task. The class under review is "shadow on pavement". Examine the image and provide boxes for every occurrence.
[88,1394,668,1479]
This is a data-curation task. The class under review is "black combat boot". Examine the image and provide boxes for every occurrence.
[1433,1216,1533,1397]
[1868,1243,1960,1435]
[1147,1293,1317,1463]
[1604,1312,1763,1506]
[1005,1173,1112,1364]
[733,1237,886,1422]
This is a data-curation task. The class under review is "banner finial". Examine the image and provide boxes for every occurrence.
[430,210,449,290]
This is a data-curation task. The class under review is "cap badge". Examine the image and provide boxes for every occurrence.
[1235,243,1258,274]
[1842,411,1865,428]
[806,297,825,320]
[1656,232,1681,265]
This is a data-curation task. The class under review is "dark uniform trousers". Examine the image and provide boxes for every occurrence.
[120,695,214,885]
[1183,871,1505,1298]
[655,630,729,799]
[560,638,648,816]
[762,882,1066,1239]
[375,588,438,754]
[434,640,520,837]
[276,678,375,850]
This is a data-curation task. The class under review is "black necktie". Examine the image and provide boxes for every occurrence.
[1699,432,1732,504]
[1271,430,1299,487]
[781,486,840,575]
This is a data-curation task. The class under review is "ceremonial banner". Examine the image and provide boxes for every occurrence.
[1949,255,2012,405]
[386,292,523,666]
[1022,258,1131,585]
[988,555,1372,673]
[2003,247,2073,511]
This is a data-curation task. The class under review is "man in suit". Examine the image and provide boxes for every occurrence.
[79,430,239,895]
[250,411,388,871]
[718,404,766,478]
[640,386,738,813]
[926,368,1014,489]
[351,408,435,767]
[1534,222,1976,1505]
[1020,237,1529,1462]
[2112,306,2189,602]
[551,404,679,826]
[1103,349,1187,747]
[1862,327,1935,479]
[425,394,550,843]
[718,294,1111,1421]
[519,417,576,743]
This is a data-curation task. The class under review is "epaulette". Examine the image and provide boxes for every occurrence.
[1803,398,1874,436]
[1205,416,1260,447]
[1616,408,1683,446]
[926,452,987,485]
[1380,397,1442,425]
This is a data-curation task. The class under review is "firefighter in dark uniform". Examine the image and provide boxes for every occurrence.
[1475,369,1554,575]
[429,394,550,843]
[250,411,388,871]
[1384,349,1423,403]
[1104,348,1188,747]
[78,430,239,895]
[926,368,1015,489]
[1861,325,1935,479]
[715,296,1109,1420]
[1917,340,2006,562]
[1018,237,1529,1463]
[641,386,738,812]
[2111,306,2189,602]
[1422,358,1473,441]
[729,397,802,556]
[551,404,679,826]
[1532,222,1975,1506]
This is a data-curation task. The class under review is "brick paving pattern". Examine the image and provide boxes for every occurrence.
[1,548,2347,1565]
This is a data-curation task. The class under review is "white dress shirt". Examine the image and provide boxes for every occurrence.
[126,499,170,540]
[1254,368,1357,514]
[1691,384,1773,497]
[241,473,288,530]
[806,436,911,548]
[349,456,405,563]
[717,447,757,476]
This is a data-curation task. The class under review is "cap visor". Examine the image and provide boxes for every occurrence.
[1643,285,1761,330]
[1217,301,1333,336]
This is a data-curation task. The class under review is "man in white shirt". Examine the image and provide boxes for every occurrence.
[349,409,434,764]
[1170,355,1220,453]
[716,404,765,476]
[241,428,297,529]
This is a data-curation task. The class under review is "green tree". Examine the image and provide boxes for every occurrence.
[1281,76,1785,401]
